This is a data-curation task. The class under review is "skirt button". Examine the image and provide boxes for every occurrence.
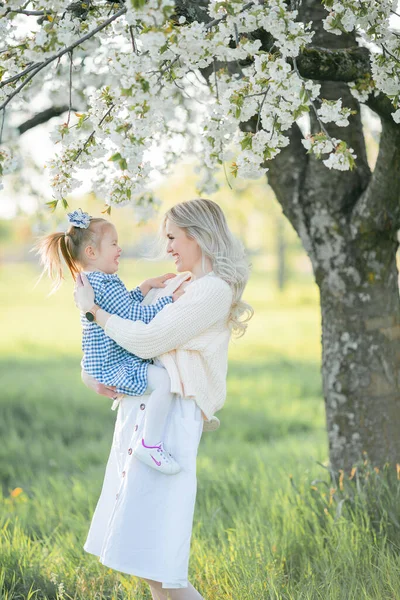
[128,448,132,455]
[134,425,138,431]
[122,471,126,477]
[140,403,145,410]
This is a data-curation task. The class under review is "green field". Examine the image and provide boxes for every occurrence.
[1,261,399,600]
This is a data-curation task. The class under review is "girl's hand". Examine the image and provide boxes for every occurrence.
[139,272,176,296]
[74,272,95,312]
[82,369,123,400]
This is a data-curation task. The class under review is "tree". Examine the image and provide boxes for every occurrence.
[1,0,400,472]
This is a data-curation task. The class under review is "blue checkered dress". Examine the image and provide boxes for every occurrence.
[80,272,172,396]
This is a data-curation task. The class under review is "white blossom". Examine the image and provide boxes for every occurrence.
[317,99,354,127]
[392,109,400,124]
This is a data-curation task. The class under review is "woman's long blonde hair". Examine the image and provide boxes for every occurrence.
[163,198,253,337]
[34,218,109,294]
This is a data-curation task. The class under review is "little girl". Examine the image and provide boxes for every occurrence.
[35,208,182,476]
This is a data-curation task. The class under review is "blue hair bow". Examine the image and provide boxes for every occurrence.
[67,208,91,229]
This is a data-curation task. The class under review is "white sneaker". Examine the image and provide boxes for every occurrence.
[203,416,220,432]
[133,438,181,475]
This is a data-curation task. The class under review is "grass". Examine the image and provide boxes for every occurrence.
[1,260,399,600]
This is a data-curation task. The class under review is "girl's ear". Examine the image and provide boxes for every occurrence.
[84,245,97,261]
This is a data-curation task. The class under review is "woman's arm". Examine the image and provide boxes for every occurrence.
[104,276,233,359]
[75,272,232,358]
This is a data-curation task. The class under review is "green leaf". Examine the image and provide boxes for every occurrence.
[240,134,253,151]
[293,104,309,120]
[46,200,59,213]
[140,79,150,93]
[130,0,146,8]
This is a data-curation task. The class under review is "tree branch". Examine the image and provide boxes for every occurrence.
[290,46,371,82]
[265,122,310,241]
[365,92,399,122]
[290,45,399,122]
[2,9,51,16]
[0,6,127,111]
[351,120,400,234]
[0,61,42,88]
[239,114,310,244]
[17,106,75,134]
[73,103,114,162]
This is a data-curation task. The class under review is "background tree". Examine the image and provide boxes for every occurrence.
[1,0,400,471]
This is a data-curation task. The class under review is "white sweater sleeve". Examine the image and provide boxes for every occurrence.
[104,276,233,359]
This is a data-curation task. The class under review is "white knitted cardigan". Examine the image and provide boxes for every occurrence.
[104,271,233,419]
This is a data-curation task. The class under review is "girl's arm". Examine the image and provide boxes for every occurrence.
[89,273,173,324]
[75,272,232,358]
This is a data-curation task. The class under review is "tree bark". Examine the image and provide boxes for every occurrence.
[320,242,400,471]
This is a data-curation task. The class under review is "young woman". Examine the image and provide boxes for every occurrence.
[74,198,253,600]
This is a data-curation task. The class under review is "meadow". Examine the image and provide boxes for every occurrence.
[1,260,399,600]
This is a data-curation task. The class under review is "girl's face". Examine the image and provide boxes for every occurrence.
[165,219,202,274]
[84,224,122,274]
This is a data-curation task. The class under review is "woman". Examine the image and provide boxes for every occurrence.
[74,198,253,600]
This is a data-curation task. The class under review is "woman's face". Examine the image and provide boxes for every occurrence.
[165,219,202,273]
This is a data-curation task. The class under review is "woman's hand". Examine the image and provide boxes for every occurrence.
[74,272,95,312]
[81,369,123,400]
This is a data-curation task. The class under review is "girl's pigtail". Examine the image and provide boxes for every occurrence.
[59,233,81,282]
[34,231,80,294]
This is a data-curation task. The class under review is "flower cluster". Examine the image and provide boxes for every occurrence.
[0,0,399,209]
[302,133,357,171]
[322,0,400,124]
[317,99,355,127]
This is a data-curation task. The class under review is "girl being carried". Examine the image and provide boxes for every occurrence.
[35,208,185,475]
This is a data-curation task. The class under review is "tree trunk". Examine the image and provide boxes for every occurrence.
[267,100,400,473]
[266,1,400,472]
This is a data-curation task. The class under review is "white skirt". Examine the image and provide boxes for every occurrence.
[83,391,204,589]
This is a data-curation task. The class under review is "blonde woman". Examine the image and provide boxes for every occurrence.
[74,198,253,600]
